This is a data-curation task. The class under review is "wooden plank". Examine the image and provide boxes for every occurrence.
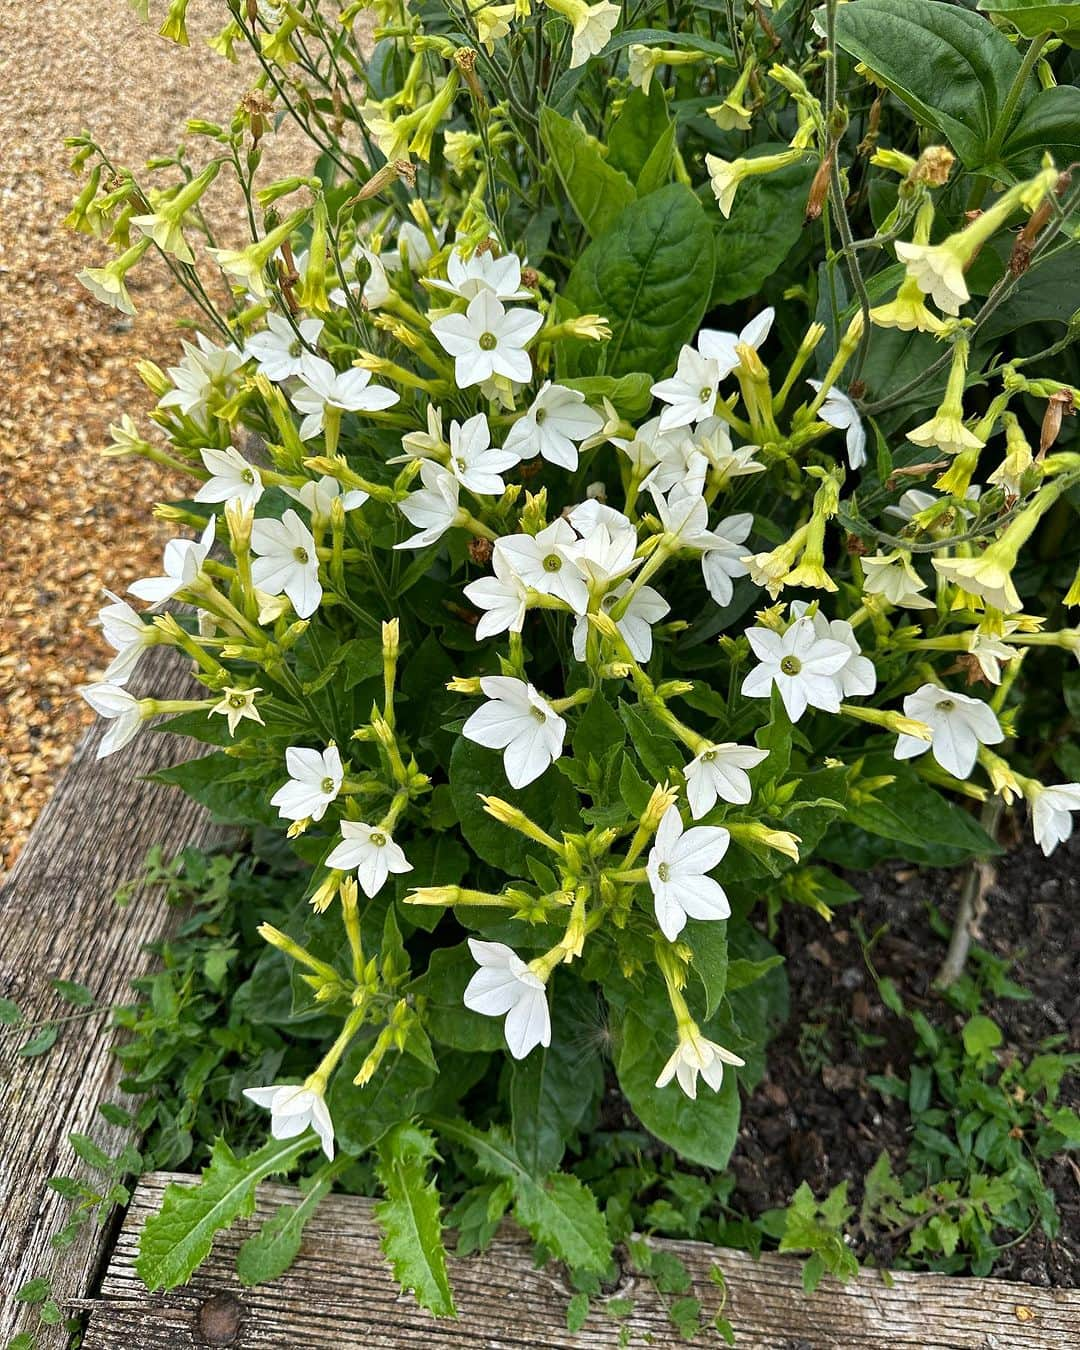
[0,645,231,1347]
[80,1172,1079,1349]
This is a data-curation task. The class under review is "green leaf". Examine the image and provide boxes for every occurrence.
[614,981,741,1170]
[607,84,672,184]
[962,1014,1003,1058]
[448,735,577,875]
[832,0,1025,169]
[636,121,677,196]
[17,1025,58,1057]
[51,979,93,1007]
[559,372,653,420]
[510,975,603,1175]
[136,1135,314,1291]
[978,0,1080,46]
[0,996,22,1024]
[330,1034,438,1155]
[682,919,728,1020]
[539,107,635,238]
[152,752,278,828]
[709,152,816,305]
[374,1124,456,1317]
[564,184,716,379]
[70,1133,112,1173]
[572,693,625,767]
[14,1278,51,1305]
[566,1290,590,1333]
[998,83,1080,175]
[236,1166,339,1287]
[435,1121,611,1274]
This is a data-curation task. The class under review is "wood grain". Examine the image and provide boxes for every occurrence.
[80,1171,1079,1349]
[0,644,230,1347]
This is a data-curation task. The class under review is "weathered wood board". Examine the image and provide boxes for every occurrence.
[80,1171,1079,1349]
[0,645,230,1347]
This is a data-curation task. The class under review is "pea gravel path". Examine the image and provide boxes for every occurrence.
[0,1,304,880]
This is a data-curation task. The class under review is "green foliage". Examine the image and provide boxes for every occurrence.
[374,1124,456,1316]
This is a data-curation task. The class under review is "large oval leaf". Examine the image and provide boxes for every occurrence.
[832,0,1025,169]
[709,152,816,305]
[539,107,635,239]
[564,183,716,379]
[978,0,1080,47]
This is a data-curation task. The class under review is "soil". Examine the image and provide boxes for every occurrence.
[731,830,1080,1288]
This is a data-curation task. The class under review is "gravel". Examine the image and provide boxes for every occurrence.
[0,0,306,880]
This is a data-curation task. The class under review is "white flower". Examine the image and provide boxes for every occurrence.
[428,249,531,302]
[395,461,461,549]
[1029,782,1080,856]
[463,938,550,1060]
[859,552,936,610]
[572,580,669,662]
[611,414,686,477]
[684,743,769,819]
[462,675,566,788]
[651,345,722,431]
[463,550,528,639]
[893,683,1004,780]
[656,1028,745,1100]
[967,625,1019,685]
[807,380,866,469]
[430,291,543,388]
[642,432,708,498]
[740,617,851,721]
[647,804,731,941]
[790,604,876,698]
[271,745,343,822]
[447,412,520,495]
[886,486,980,522]
[291,354,399,440]
[79,683,146,758]
[566,498,639,589]
[159,334,245,421]
[209,686,264,736]
[700,513,754,607]
[283,474,369,519]
[97,590,155,684]
[894,240,969,316]
[696,432,767,489]
[325,821,412,898]
[129,517,215,604]
[503,382,604,470]
[697,308,775,380]
[561,0,619,68]
[243,1083,335,1160]
[244,313,323,382]
[250,508,322,618]
[388,220,444,270]
[194,445,264,511]
[496,520,589,613]
[328,245,392,311]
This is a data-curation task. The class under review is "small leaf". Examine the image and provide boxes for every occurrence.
[0,996,23,1024]
[237,1167,338,1287]
[51,979,94,1007]
[14,1278,51,1304]
[962,1014,1003,1058]
[566,1290,590,1333]
[69,1133,112,1173]
[17,1025,58,1057]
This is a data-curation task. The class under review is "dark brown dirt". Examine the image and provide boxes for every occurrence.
[731,830,1080,1287]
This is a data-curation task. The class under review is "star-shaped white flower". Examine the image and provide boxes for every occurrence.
[325,821,412,898]
[463,550,528,640]
[790,604,876,699]
[503,382,604,470]
[291,354,399,440]
[462,675,566,788]
[79,682,146,758]
[395,461,461,549]
[495,520,589,614]
[651,345,722,431]
[895,240,969,316]
[158,334,245,421]
[129,517,215,605]
[463,938,550,1060]
[859,552,936,610]
[656,1027,745,1100]
[243,1082,335,1160]
[684,742,769,819]
[97,590,155,684]
[209,686,264,736]
[572,580,669,662]
[740,617,851,722]
[430,291,543,388]
[428,249,531,301]
[807,380,866,469]
[566,499,640,589]
[1029,782,1080,856]
[894,683,1003,781]
[282,474,369,520]
[250,508,322,619]
[244,313,324,382]
[647,804,731,941]
[447,412,520,495]
[195,445,264,511]
[271,745,344,823]
[697,308,775,380]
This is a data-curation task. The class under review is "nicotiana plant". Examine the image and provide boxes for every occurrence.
[64,0,1080,1316]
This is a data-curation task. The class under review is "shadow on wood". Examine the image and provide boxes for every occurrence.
[79,1172,1079,1349]
[0,645,230,1347]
